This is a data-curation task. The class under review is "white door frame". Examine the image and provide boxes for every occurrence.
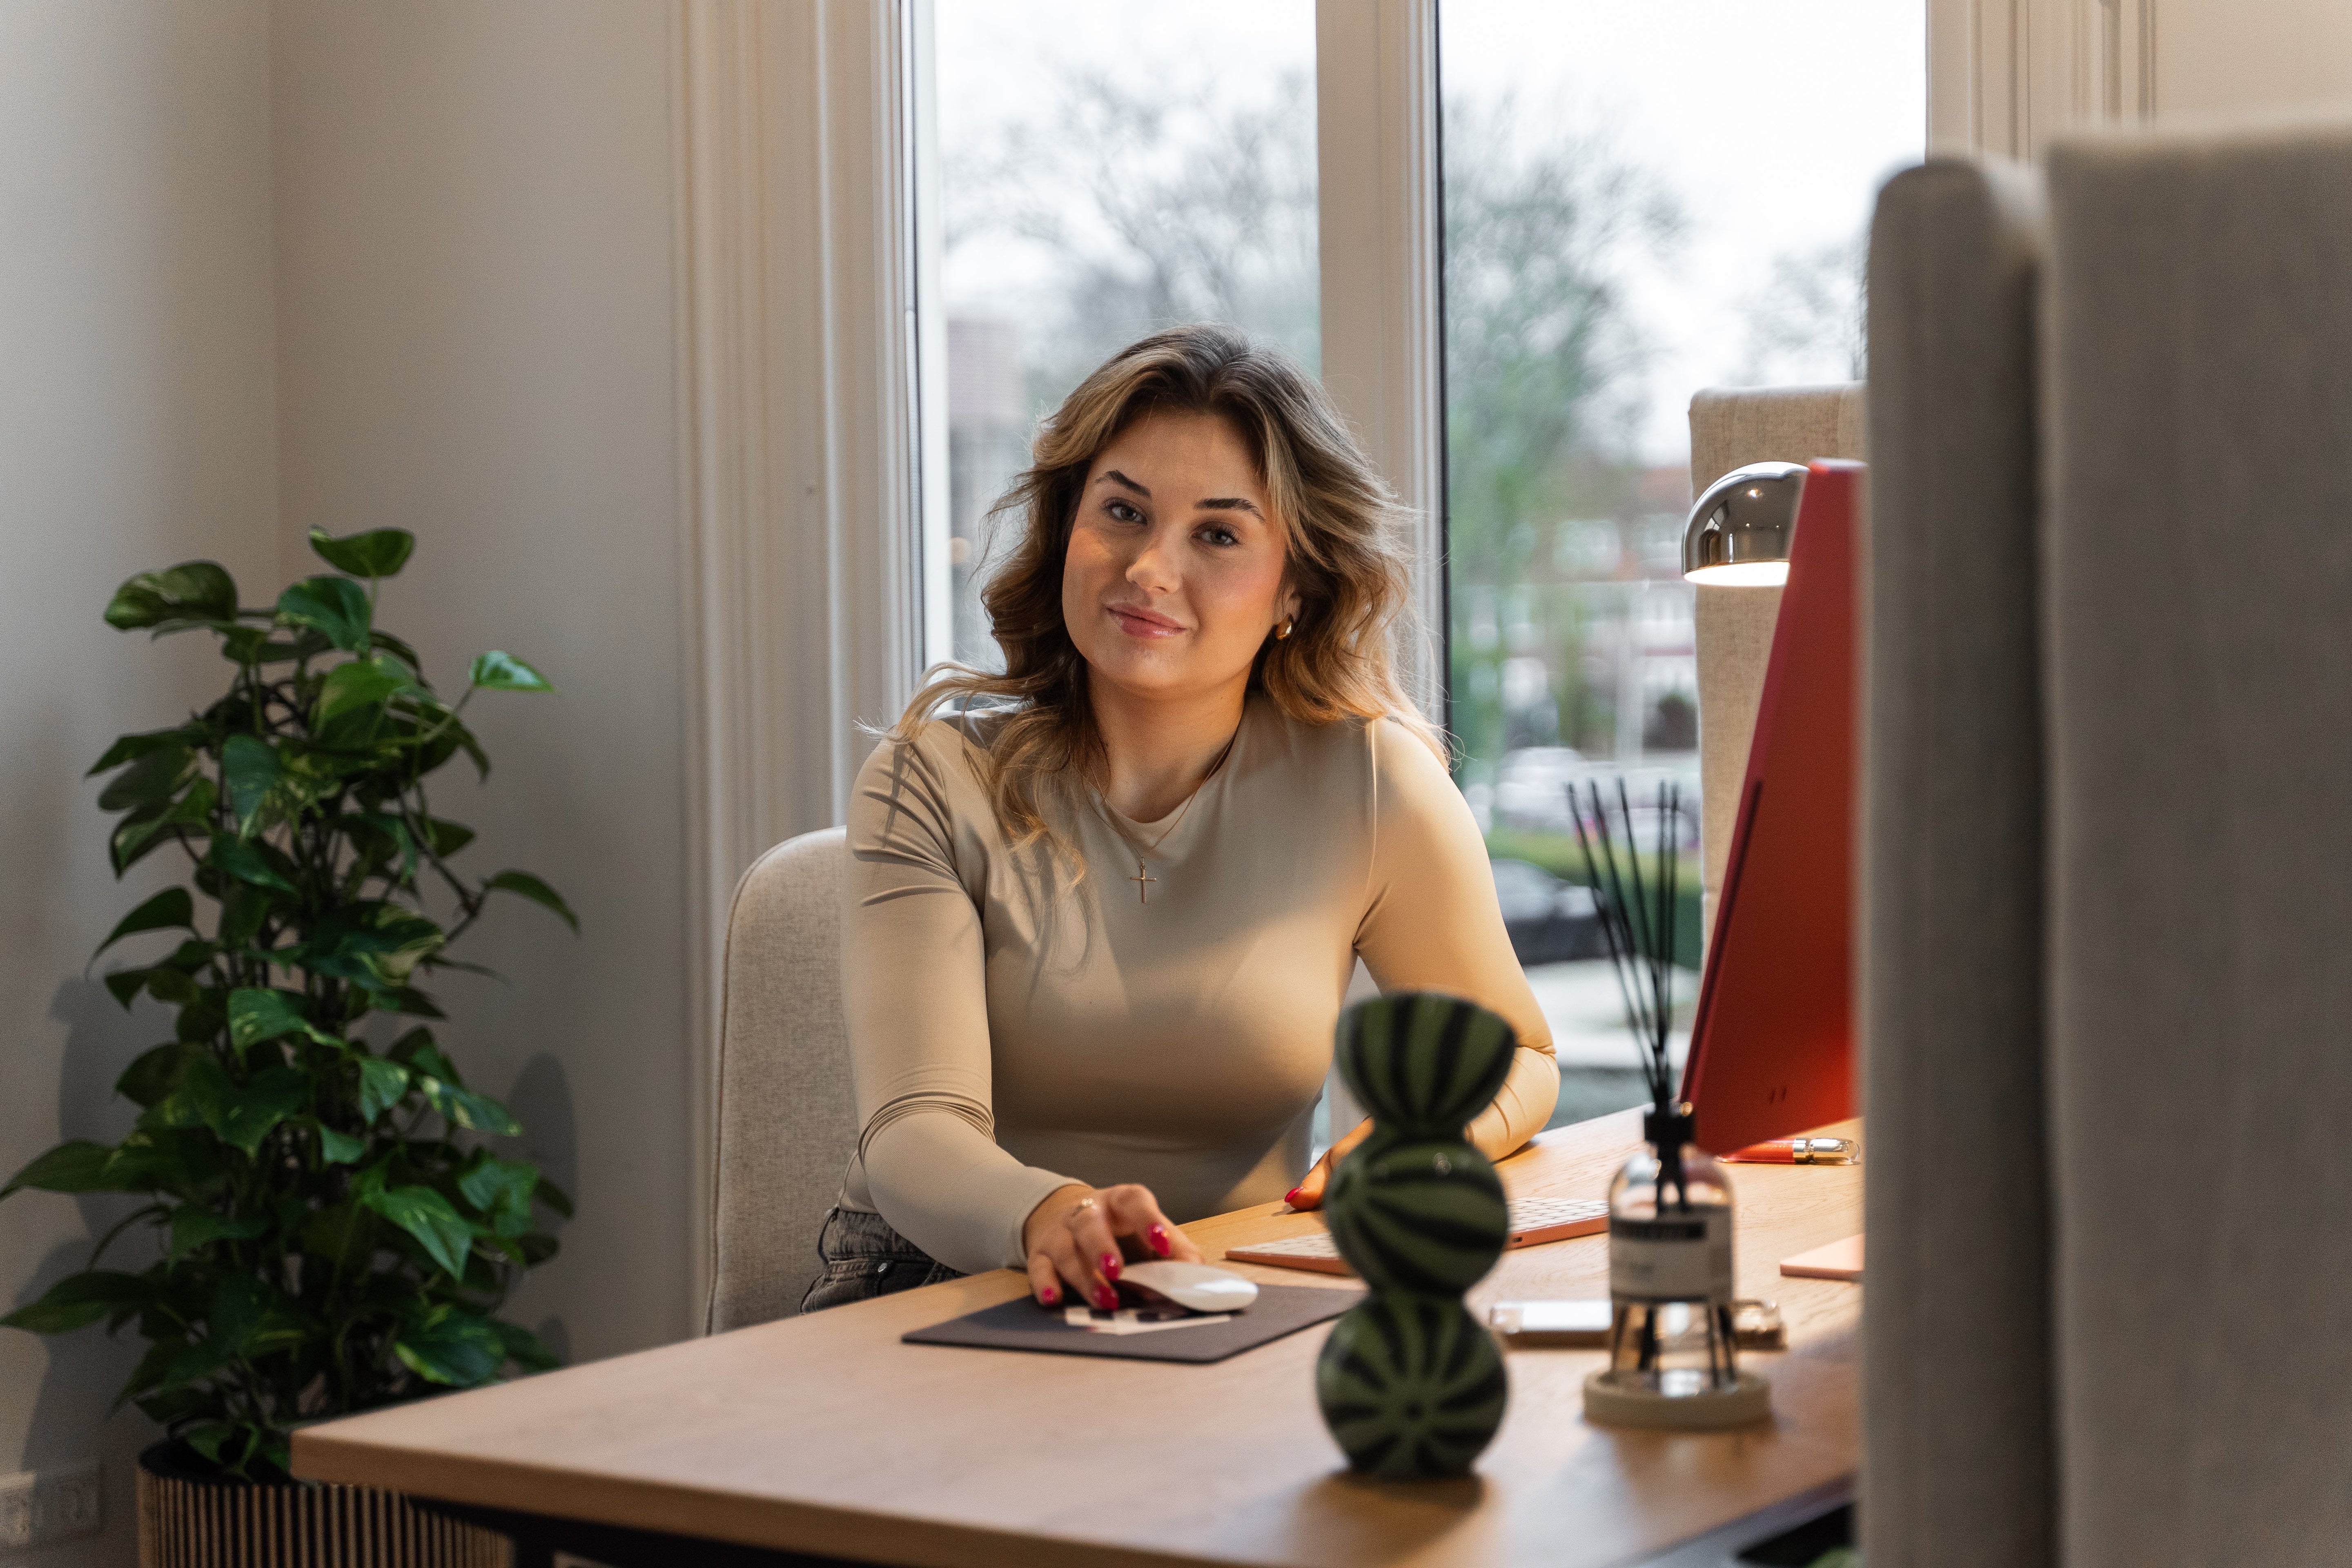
[1931,0,2156,158]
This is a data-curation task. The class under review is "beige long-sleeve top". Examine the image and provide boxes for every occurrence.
[837,696,1559,1275]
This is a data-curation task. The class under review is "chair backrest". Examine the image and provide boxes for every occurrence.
[706,827,858,1332]
[1686,383,1867,944]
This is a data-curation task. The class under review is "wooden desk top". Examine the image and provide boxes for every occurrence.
[294,1110,1863,1568]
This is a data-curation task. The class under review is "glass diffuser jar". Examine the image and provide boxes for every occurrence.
[1583,1107,1768,1427]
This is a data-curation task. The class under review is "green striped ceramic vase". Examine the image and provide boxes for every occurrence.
[1316,992,1516,1478]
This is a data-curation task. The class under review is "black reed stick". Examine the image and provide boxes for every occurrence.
[1568,778,1685,1113]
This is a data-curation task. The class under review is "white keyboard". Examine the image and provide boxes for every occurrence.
[1223,1196,1610,1276]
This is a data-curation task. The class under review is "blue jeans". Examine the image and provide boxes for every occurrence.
[800,1205,966,1314]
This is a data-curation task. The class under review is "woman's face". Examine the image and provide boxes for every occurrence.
[1061,408,1299,706]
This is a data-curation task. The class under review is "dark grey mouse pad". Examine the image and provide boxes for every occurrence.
[902,1284,1363,1363]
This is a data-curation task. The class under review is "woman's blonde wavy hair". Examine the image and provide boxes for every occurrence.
[894,323,1443,852]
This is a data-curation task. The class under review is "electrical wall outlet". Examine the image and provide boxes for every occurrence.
[0,1460,102,1551]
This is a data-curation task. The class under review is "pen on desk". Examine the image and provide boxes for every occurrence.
[1734,1137,1858,1165]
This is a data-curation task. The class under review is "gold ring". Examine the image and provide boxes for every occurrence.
[1073,1197,1096,1213]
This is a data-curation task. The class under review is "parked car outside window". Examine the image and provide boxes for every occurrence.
[1490,857,1605,965]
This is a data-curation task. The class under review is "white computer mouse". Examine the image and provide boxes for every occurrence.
[1115,1260,1260,1314]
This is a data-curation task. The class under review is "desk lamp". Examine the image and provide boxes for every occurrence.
[1683,461,1804,586]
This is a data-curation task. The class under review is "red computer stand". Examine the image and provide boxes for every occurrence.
[1678,460,1861,1158]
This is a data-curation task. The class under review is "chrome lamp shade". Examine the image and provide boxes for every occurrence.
[1683,461,1806,586]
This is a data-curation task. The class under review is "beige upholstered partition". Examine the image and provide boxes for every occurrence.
[2040,122,2352,1568]
[1863,159,2054,1568]
[706,827,859,1332]
[1685,385,1866,942]
[1866,123,2352,1566]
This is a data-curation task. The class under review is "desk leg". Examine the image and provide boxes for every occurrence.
[415,1498,878,1568]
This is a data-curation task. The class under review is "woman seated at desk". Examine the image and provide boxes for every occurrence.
[810,324,1557,1315]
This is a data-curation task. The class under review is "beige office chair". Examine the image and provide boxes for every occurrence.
[1685,383,1867,948]
[706,827,859,1332]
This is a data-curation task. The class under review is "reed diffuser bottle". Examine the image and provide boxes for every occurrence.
[1571,782,1769,1428]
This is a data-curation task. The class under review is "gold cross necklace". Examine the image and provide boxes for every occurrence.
[1102,728,1240,907]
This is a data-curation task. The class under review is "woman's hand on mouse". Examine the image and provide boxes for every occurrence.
[1281,1115,1375,1212]
[1022,1183,1202,1309]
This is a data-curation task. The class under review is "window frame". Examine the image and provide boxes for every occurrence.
[679,0,1984,1320]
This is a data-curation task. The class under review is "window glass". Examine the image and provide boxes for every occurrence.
[1439,2,1923,1121]
[929,0,1319,673]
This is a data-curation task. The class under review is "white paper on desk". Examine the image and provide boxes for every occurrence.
[1062,1306,1236,1336]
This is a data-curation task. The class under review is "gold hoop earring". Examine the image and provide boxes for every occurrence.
[1275,618,1294,641]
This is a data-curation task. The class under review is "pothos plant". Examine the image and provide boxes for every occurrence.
[1,526,577,1479]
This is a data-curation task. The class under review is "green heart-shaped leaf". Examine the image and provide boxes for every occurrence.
[307,526,416,579]
[166,1056,309,1156]
[96,746,196,814]
[220,735,281,837]
[98,1129,219,1199]
[467,651,553,693]
[1,1271,157,1334]
[108,804,176,878]
[355,1057,412,1124]
[294,903,445,988]
[359,1179,476,1280]
[3,1141,116,1198]
[416,1076,521,1136]
[421,817,475,857]
[169,1205,270,1261]
[483,870,577,932]
[533,1175,574,1220]
[205,1275,271,1356]
[393,1302,506,1385]
[457,1156,540,1237]
[105,562,238,631]
[490,1317,559,1372]
[116,1042,203,1109]
[275,575,372,653]
[316,1125,366,1164]
[92,888,195,963]
[318,657,423,724]
[209,835,298,893]
[227,987,341,1054]
[87,726,204,777]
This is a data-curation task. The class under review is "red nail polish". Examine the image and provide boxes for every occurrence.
[1148,1224,1171,1256]
[1039,1284,1059,1305]
[1094,1287,1118,1310]
[1285,1187,1304,1206]
[1100,1253,1120,1280]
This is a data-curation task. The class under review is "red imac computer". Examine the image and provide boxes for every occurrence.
[1678,459,1860,1161]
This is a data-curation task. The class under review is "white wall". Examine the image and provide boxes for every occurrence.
[2159,0,2352,120]
[0,5,281,1564]
[3,5,695,1563]
[270,0,694,1365]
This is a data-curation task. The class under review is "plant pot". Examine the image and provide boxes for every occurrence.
[136,1441,511,1568]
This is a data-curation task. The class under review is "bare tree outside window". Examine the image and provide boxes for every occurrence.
[1733,234,1869,386]
[1442,99,1686,778]
[935,3,1319,672]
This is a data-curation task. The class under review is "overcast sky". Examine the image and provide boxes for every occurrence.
[934,0,1924,464]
